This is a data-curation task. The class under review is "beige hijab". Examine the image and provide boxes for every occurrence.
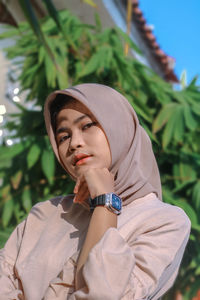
[44,83,162,204]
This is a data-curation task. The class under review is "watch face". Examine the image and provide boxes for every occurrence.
[112,194,122,211]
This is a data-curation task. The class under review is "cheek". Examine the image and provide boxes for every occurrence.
[90,130,111,165]
[104,143,112,167]
[58,145,66,158]
[58,144,70,167]
[58,146,75,177]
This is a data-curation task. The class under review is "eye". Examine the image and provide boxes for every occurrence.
[82,122,97,130]
[58,134,70,144]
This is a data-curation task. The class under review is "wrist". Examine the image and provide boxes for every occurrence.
[89,193,122,215]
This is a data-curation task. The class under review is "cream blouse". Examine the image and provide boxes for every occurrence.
[0,193,190,300]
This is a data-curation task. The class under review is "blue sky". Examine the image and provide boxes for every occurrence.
[139,0,200,84]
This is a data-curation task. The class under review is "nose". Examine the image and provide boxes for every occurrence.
[68,131,84,152]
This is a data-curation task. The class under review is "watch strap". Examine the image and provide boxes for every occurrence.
[89,193,122,215]
[90,194,106,209]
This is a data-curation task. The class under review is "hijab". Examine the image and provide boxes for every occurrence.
[44,83,162,205]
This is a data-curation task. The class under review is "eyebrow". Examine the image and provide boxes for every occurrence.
[56,114,90,135]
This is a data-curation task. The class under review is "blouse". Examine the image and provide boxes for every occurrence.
[0,193,191,300]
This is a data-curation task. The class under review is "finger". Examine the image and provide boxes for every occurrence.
[73,176,83,194]
[73,180,80,194]
[74,182,89,203]
[77,190,90,205]
[73,180,86,200]
[74,191,89,204]
[75,185,89,203]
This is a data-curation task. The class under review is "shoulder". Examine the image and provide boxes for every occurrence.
[29,194,74,220]
[25,194,91,232]
[120,193,191,236]
[149,194,191,229]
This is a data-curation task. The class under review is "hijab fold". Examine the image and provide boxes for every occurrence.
[44,83,162,205]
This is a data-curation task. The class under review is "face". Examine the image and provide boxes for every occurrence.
[55,100,111,179]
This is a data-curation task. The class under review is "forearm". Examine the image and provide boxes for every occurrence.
[75,206,117,290]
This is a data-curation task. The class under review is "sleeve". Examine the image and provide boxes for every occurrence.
[0,220,26,300]
[43,206,191,300]
[69,207,191,300]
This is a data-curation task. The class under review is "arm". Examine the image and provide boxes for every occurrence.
[73,168,117,290]
[76,206,117,290]
[0,220,25,299]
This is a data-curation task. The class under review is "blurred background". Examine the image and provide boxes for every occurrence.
[0,1,200,299]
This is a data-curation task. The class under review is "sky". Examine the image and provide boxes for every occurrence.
[139,0,200,85]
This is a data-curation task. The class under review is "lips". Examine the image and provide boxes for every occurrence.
[73,153,92,166]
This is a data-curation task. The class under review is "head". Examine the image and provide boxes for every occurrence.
[44,83,162,203]
[50,94,111,179]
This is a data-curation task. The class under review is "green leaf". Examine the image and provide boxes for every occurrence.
[0,142,28,161]
[1,185,10,198]
[190,101,200,116]
[179,163,196,182]
[78,52,100,78]
[11,170,23,189]
[173,105,184,142]
[42,0,77,50]
[27,144,41,169]
[173,179,196,194]
[188,75,199,88]
[38,46,46,65]
[162,187,200,230]
[131,101,152,123]
[116,27,142,54]
[45,52,57,87]
[0,227,14,248]
[0,28,19,39]
[14,202,26,224]
[192,181,200,210]
[22,187,32,213]
[18,0,56,62]
[172,199,198,228]
[95,13,102,32]
[2,196,14,228]
[183,278,200,300]
[19,0,45,43]
[153,103,177,133]
[41,149,55,185]
[55,49,68,89]
[195,265,200,275]
[180,69,187,89]
[42,0,64,27]
[183,104,198,131]
[162,111,177,148]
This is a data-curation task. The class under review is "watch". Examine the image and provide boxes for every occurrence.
[89,193,122,215]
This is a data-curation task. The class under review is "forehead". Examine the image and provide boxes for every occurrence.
[60,99,91,115]
[55,99,94,123]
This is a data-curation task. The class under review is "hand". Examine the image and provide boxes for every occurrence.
[73,168,114,205]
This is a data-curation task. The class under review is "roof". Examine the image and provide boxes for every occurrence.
[124,0,179,83]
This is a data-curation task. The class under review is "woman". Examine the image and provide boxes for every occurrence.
[0,83,190,300]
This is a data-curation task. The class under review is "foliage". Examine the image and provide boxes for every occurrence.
[0,3,200,299]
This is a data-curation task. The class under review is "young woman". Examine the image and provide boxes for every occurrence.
[0,83,190,300]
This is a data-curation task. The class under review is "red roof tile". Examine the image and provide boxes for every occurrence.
[124,0,179,83]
